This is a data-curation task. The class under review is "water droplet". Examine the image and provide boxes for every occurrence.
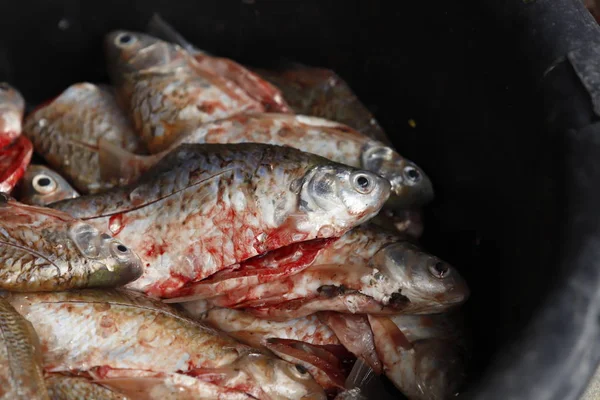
[38,119,47,127]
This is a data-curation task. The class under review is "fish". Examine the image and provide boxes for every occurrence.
[255,65,428,235]
[0,194,142,291]
[45,374,129,400]
[22,83,146,194]
[14,165,79,206]
[254,65,390,146]
[0,135,33,193]
[93,370,256,400]
[50,143,390,298]
[8,289,326,400]
[178,225,468,319]
[368,313,468,400]
[147,14,292,113]
[0,297,49,400]
[98,113,433,210]
[189,306,341,349]
[318,312,382,375]
[0,82,25,149]
[104,30,265,153]
[190,306,350,392]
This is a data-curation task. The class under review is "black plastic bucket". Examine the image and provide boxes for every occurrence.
[2,0,600,399]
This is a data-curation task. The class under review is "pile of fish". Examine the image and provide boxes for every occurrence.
[0,15,470,400]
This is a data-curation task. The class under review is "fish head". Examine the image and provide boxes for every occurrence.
[15,165,79,206]
[361,143,434,208]
[299,165,390,232]
[238,353,326,400]
[105,30,173,81]
[68,222,143,287]
[372,242,469,312]
[0,82,25,136]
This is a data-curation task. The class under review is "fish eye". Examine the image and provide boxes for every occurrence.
[115,33,137,47]
[295,364,309,375]
[351,172,374,194]
[110,241,131,257]
[429,261,451,279]
[404,166,422,184]
[32,174,57,195]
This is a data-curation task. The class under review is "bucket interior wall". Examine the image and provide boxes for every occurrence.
[0,0,565,398]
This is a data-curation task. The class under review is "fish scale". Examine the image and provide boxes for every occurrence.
[23,83,145,194]
[0,298,49,400]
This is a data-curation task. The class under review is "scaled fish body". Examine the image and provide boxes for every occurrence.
[15,165,79,206]
[368,313,468,400]
[0,82,25,149]
[0,298,49,400]
[51,143,390,298]
[0,135,33,193]
[0,195,142,291]
[105,30,265,153]
[147,14,292,113]
[23,83,145,194]
[45,374,129,400]
[99,113,432,210]
[198,226,468,319]
[8,290,326,400]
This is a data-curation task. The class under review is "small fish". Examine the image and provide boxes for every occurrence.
[23,83,145,194]
[45,374,129,400]
[368,313,468,400]
[0,82,25,149]
[189,306,349,393]
[8,289,326,400]
[0,297,49,400]
[181,225,468,319]
[0,135,33,193]
[0,194,142,291]
[98,113,432,210]
[104,30,264,153]
[51,143,390,298]
[15,165,79,206]
[147,14,292,113]
[255,65,428,234]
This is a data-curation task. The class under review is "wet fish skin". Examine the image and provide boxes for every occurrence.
[45,375,129,400]
[94,370,255,400]
[0,297,49,400]
[147,13,292,113]
[51,143,390,298]
[15,165,79,206]
[202,225,468,319]
[192,306,340,349]
[369,314,468,400]
[23,83,145,194]
[104,30,264,153]
[0,82,25,149]
[0,135,33,193]
[0,195,142,291]
[8,289,326,400]
[99,113,432,210]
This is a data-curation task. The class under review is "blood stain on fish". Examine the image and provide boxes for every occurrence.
[108,213,125,236]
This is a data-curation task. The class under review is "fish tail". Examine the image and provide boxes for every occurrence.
[97,137,163,186]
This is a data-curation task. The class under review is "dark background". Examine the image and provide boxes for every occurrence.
[0,0,586,398]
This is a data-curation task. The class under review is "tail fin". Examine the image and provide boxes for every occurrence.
[97,137,163,187]
[146,13,206,55]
